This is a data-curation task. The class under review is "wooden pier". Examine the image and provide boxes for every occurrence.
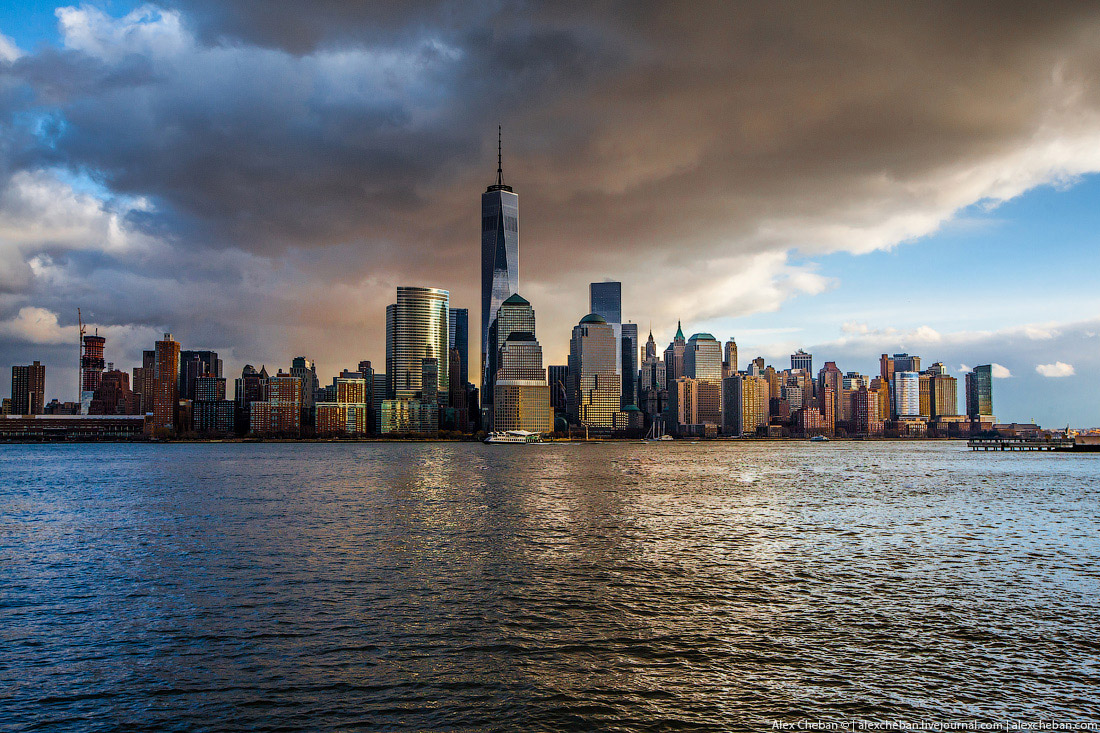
[967,436,1073,451]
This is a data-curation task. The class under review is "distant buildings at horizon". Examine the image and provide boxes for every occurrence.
[1,131,1009,439]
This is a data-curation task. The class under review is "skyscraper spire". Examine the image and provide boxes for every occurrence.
[497,124,503,187]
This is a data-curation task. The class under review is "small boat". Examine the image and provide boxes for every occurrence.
[484,430,543,444]
[810,435,830,442]
[645,419,674,442]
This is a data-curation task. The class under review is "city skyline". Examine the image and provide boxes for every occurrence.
[0,3,1099,426]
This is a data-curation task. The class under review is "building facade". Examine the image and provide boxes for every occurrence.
[493,332,551,433]
[893,371,921,418]
[965,364,993,420]
[568,313,619,429]
[485,293,535,415]
[448,307,470,390]
[791,349,812,374]
[386,286,450,403]
[481,131,519,400]
[621,322,639,409]
[11,361,46,416]
[153,334,180,432]
[683,333,722,381]
[250,371,302,435]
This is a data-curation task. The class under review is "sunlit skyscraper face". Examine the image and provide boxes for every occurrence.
[589,281,623,377]
[481,130,519,398]
[386,287,450,401]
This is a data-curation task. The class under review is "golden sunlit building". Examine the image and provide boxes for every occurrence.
[568,313,619,428]
[493,332,551,433]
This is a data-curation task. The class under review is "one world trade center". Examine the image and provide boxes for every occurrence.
[481,127,519,402]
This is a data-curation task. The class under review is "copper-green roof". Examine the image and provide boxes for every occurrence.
[689,332,717,341]
[502,293,529,305]
[579,313,607,324]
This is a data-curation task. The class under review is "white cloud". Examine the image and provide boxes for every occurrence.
[991,363,1012,379]
[1036,361,1075,377]
[0,32,22,63]
[56,4,189,61]
[0,306,77,344]
[0,168,158,292]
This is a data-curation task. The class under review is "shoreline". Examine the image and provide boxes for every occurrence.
[0,435,974,445]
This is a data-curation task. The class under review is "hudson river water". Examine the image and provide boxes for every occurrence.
[2,442,1098,731]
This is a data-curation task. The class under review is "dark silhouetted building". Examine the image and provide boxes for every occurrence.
[11,361,46,416]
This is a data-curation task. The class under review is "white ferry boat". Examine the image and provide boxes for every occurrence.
[484,430,544,444]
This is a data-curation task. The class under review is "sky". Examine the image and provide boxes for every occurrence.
[0,1,1098,426]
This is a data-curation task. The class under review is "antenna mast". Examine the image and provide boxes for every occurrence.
[497,124,503,187]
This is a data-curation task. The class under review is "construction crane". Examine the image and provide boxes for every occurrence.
[77,308,85,403]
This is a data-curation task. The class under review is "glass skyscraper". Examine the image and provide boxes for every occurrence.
[589,281,623,377]
[481,129,519,399]
[683,333,722,381]
[568,313,620,428]
[485,293,535,413]
[448,307,469,389]
[965,364,993,418]
[386,287,450,401]
[621,322,638,409]
[493,332,551,433]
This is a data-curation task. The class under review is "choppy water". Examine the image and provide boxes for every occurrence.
[1,441,1098,731]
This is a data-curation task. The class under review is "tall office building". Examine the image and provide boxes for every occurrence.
[791,349,812,374]
[485,293,535,414]
[179,350,222,401]
[621,322,639,409]
[89,369,134,415]
[548,365,569,413]
[446,349,469,431]
[290,356,319,426]
[644,330,658,361]
[234,364,268,433]
[316,370,370,436]
[250,371,302,435]
[931,373,958,418]
[193,376,233,434]
[481,127,519,399]
[448,307,470,389]
[386,286,450,401]
[818,361,843,427]
[134,350,155,414]
[638,353,667,422]
[684,333,722,381]
[851,385,885,436]
[918,373,933,419]
[669,377,722,435]
[384,286,449,434]
[893,371,921,418]
[965,365,994,419]
[722,374,767,436]
[723,338,738,378]
[80,333,106,412]
[11,361,46,415]
[153,333,181,431]
[590,281,623,378]
[663,322,687,382]
[493,332,551,433]
[568,313,619,429]
[893,353,921,374]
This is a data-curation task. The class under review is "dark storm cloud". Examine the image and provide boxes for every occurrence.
[3,1,1100,387]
